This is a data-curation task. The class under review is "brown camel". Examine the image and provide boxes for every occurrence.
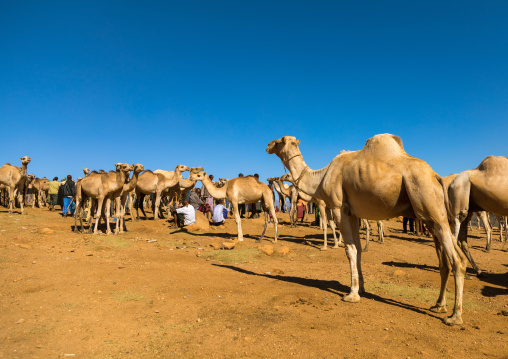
[267,135,467,325]
[275,174,340,250]
[74,163,133,234]
[189,172,278,242]
[0,156,31,214]
[134,165,189,220]
[446,156,508,273]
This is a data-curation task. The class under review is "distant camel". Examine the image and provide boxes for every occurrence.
[275,174,340,250]
[134,165,189,220]
[0,156,31,214]
[74,163,133,234]
[190,171,278,243]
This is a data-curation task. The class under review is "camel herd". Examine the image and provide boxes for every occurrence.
[1,133,507,327]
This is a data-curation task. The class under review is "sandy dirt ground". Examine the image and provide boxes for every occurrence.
[0,206,507,358]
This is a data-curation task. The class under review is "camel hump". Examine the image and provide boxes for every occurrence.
[363,134,406,157]
[477,156,508,172]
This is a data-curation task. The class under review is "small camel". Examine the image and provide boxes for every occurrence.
[267,135,467,325]
[134,165,189,220]
[276,174,340,250]
[0,156,31,214]
[31,177,49,208]
[189,171,278,243]
[447,156,508,272]
[74,163,133,234]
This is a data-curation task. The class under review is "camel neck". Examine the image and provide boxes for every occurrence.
[276,179,292,197]
[126,171,141,191]
[201,175,227,199]
[284,153,328,198]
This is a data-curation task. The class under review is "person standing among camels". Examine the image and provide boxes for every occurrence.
[61,175,76,217]
[46,177,60,211]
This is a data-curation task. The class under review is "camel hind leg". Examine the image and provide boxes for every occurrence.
[478,211,492,251]
[404,173,466,325]
[377,221,384,243]
[362,219,370,252]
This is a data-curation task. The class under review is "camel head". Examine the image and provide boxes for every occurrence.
[266,136,301,160]
[280,173,294,183]
[132,164,145,173]
[26,174,35,182]
[115,163,134,174]
[83,168,91,176]
[20,156,31,165]
[189,171,207,182]
[190,166,204,174]
[175,165,190,173]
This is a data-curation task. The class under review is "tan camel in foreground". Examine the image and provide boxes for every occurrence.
[447,156,508,269]
[189,172,278,242]
[74,163,133,234]
[134,165,189,220]
[274,174,340,250]
[0,156,31,214]
[267,135,467,325]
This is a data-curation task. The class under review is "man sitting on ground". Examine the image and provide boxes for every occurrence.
[172,200,196,228]
[211,199,228,226]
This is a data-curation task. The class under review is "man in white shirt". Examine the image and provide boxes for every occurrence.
[211,199,228,225]
[172,201,196,227]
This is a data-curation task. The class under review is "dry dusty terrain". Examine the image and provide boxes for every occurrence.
[0,206,507,358]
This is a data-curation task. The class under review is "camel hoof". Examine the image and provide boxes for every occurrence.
[484,247,491,253]
[443,314,463,326]
[320,247,327,251]
[429,305,448,313]
[362,248,369,252]
[333,245,340,249]
[342,293,361,303]
[255,239,262,243]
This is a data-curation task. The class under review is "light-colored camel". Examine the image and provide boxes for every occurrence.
[189,172,278,242]
[0,156,31,214]
[275,174,340,250]
[74,163,133,234]
[152,167,204,217]
[134,165,189,220]
[269,178,288,213]
[267,135,467,325]
[447,156,508,268]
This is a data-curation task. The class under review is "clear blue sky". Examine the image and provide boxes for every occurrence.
[1,1,507,184]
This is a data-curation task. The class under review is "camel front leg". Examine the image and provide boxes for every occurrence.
[377,221,384,243]
[362,219,370,252]
[232,201,244,241]
[318,202,329,251]
[334,208,361,303]
[104,198,113,235]
[478,211,492,251]
[93,197,105,234]
[327,208,340,248]
[153,191,162,220]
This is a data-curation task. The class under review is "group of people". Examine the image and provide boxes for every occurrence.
[37,176,76,216]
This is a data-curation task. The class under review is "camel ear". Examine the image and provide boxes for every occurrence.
[296,140,300,146]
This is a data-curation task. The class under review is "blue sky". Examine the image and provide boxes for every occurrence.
[1,1,507,185]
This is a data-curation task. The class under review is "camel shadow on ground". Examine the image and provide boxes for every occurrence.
[382,260,480,276]
[213,264,444,321]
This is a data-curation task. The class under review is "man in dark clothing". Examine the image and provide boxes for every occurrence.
[62,175,76,217]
